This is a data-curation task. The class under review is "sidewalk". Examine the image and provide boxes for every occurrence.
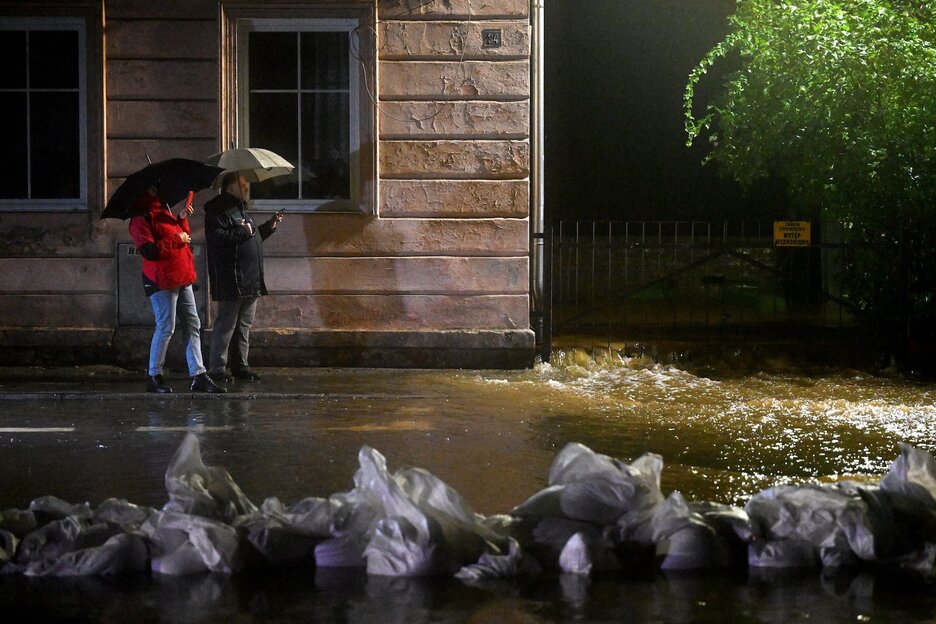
[0,366,437,400]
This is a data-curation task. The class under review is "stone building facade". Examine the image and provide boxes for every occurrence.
[0,0,541,368]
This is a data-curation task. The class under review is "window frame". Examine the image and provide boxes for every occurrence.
[222,5,376,215]
[0,16,88,212]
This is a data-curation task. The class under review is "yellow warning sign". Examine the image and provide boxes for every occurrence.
[774,221,811,247]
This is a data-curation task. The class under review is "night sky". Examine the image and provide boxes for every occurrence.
[545,0,764,223]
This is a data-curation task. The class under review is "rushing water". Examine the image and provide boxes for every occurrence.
[0,352,935,622]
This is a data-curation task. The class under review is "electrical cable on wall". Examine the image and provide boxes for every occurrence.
[353,0,476,124]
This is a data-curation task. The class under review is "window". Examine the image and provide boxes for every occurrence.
[237,19,366,213]
[0,18,87,211]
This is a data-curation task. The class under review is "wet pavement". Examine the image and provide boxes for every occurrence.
[1,360,935,622]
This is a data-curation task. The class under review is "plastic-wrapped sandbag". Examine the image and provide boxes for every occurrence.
[745,483,875,567]
[748,538,819,568]
[607,507,657,547]
[236,513,319,567]
[455,538,541,582]
[0,508,37,538]
[12,514,134,575]
[162,433,257,523]
[0,529,17,566]
[314,490,377,568]
[23,533,148,577]
[897,542,936,579]
[513,443,664,525]
[29,496,92,522]
[355,446,503,577]
[261,496,341,537]
[525,516,619,573]
[880,443,936,542]
[15,516,88,565]
[141,510,241,575]
[559,532,594,574]
[93,498,157,529]
[237,496,345,567]
[651,492,746,570]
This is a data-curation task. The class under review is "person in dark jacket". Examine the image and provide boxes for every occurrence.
[204,173,283,382]
[128,188,225,394]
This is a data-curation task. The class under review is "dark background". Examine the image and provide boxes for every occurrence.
[545,0,783,223]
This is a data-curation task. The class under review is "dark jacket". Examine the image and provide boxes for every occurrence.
[128,194,196,294]
[204,192,276,301]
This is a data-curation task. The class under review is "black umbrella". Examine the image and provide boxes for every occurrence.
[101,158,225,220]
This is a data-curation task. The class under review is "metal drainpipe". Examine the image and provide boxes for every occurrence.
[531,0,549,362]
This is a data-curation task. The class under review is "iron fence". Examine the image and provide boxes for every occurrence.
[549,220,860,340]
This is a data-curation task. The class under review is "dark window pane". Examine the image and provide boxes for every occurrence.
[0,31,26,89]
[31,92,80,198]
[301,32,349,90]
[249,32,296,90]
[302,93,350,199]
[0,93,28,198]
[249,93,298,199]
[30,31,79,89]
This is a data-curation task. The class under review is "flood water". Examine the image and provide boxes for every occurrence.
[1,352,935,622]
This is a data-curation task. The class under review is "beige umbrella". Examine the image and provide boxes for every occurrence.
[204,147,294,187]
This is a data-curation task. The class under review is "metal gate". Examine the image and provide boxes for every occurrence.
[549,220,859,343]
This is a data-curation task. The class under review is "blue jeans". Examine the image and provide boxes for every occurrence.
[148,285,207,377]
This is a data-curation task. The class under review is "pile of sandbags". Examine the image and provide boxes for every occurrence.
[1,435,935,582]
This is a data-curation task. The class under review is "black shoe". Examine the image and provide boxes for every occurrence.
[191,373,226,393]
[146,375,173,394]
[210,371,233,383]
[232,367,261,381]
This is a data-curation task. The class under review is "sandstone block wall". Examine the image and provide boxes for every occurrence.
[0,0,535,367]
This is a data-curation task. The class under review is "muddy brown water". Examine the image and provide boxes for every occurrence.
[0,353,934,622]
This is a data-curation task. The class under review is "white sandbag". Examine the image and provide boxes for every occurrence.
[455,538,540,582]
[395,466,505,561]
[559,532,593,574]
[651,492,744,570]
[235,512,320,567]
[748,538,818,568]
[162,433,257,523]
[510,486,564,518]
[93,498,157,529]
[15,515,85,565]
[314,491,377,568]
[23,533,148,577]
[28,496,92,522]
[608,507,657,547]
[513,443,663,525]
[525,516,618,573]
[880,443,936,543]
[0,529,17,565]
[881,443,936,505]
[897,542,936,579]
[355,446,501,577]
[745,483,875,566]
[356,446,445,576]
[261,496,341,538]
[0,508,37,538]
[141,510,240,575]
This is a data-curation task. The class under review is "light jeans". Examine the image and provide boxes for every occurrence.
[209,297,258,374]
[148,285,207,377]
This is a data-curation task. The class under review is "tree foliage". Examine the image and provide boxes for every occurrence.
[685,1,936,366]
[685,0,936,225]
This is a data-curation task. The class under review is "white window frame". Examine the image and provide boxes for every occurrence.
[0,17,87,212]
[237,18,362,213]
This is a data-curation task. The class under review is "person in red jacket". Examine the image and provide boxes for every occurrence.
[128,188,224,393]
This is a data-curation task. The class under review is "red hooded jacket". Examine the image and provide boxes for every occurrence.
[128,194,196,292]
